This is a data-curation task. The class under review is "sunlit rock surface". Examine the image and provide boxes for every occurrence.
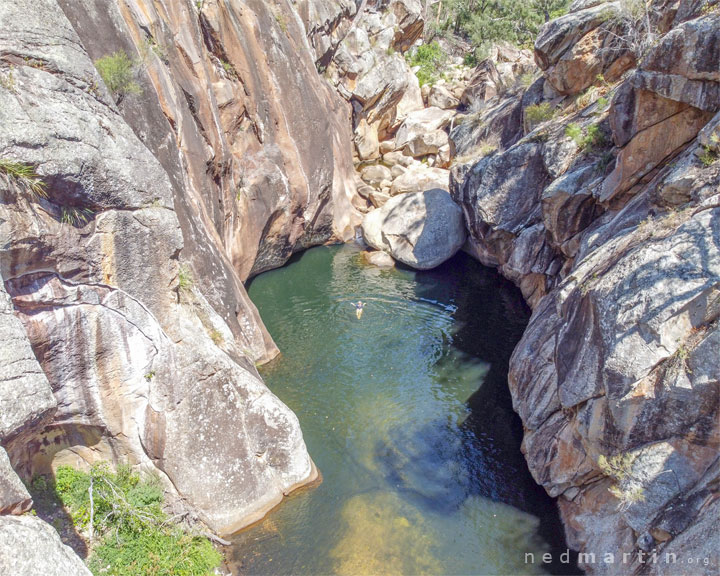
[0,515,92,576]
[452,3,720,573]
[361,189,466,269]
[0,0,337,549]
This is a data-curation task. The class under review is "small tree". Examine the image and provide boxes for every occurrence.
[600,0,657,60]
[95,51,142,104]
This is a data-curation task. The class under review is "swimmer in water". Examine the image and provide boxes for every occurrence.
[353,300,364,319]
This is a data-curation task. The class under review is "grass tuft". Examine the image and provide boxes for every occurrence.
[178,264,193,292]
[0,159,47,197]
[61,207,93,227]
[209,329,224,346]
[565,123,607,152]
[699,145,718,167]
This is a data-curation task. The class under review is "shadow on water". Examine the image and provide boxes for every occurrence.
[239,244,580,576]
[374,252,579,575]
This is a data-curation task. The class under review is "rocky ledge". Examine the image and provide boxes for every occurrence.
[449,2,720,573]
[0,0,358,567]
[1,0,718,573]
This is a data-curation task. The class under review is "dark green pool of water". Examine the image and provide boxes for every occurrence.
[233,244,574,575]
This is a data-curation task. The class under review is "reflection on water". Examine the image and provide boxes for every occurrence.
[234,244,574,575]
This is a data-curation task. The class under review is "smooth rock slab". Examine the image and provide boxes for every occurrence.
[0,272,56,442]
[361,189,466,269]
[0,515,91,576]
[0,447,31,514]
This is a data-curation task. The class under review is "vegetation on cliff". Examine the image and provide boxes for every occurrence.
[94,51,141,103]
[406,41,447,86]
[428,0,570,61]
[29,464,221,576]
[0,159,47,197]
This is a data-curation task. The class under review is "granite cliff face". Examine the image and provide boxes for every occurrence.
[1,0,718,573]
[0,0,369,563]
[451,2,720,573]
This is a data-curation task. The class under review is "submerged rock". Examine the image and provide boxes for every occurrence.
[363,250,396,268]
[361,189,466,270]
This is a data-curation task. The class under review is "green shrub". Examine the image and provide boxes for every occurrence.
[220,60,236,78]
[407,42,446,86]
[595,150,615,174]
[0,65,16,92]
[699,145,718,167]
[565,122,583,146]
[518,72,536,89]
[524,102,555,131]
[566,123,607,152]
[89,527,220,576]
[94,51,141,102]
[274,12,288,34]
[0,159,47,197]
[584,123,606,150]
[462,52,478,67]
[598,453,645,511]
[47,464,222,576]
[209,328,224,346]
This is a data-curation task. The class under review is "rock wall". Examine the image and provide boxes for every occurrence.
[451,1,720,573]
[2,0,718,572]
[0,0,369,560]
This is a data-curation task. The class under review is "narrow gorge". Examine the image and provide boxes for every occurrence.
[0,1,718,575]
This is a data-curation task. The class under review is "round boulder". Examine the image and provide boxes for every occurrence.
[363,250,396,268]
[361,189,466,270]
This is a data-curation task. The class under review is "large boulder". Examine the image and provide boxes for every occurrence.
[600,103,712,202]
[391,166,450,195]
[361,164,393,187]
[534,1,637,95]
[461,45,536,108]
[330,3,423,137]
[361,189,466,269]
[601,13,720,202]
[543,26,634,95]
[395,69,426,120]
[402,129,450,157]
[534,2,620,70]
[634,12,720,112]
[428,84,460,109]
[395,107,455,149]
[0,515,92,576]
[355,118,381,160]
[387,0,424,51]
[299,0,358,62]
